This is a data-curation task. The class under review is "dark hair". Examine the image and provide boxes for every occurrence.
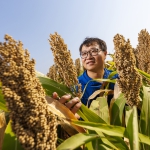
[79,37,107,53]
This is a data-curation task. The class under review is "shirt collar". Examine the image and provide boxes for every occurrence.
[84,68,109,80]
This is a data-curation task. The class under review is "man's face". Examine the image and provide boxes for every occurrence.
[81,42,107,72]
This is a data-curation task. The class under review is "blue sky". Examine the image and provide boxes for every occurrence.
[1,1,150,74]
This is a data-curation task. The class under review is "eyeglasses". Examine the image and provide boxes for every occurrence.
[80,48,101,59]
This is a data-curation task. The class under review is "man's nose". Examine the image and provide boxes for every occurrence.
[86,51,93,59]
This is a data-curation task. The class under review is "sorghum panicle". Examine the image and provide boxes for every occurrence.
[47,64,63,83]
[47,64,56,80]
[49,32,82,98]
[134,29,150,84]
[75,58,81,77]
[0,35,57,150]
[113,34,142,106]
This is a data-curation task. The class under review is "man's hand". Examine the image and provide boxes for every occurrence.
[52,92,82,118]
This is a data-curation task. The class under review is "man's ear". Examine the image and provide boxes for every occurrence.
[104,51,107,59]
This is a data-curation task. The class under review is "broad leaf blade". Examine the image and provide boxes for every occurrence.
[125,106,132,126]
[90,138,114,150]
[89,130,118,150]
[96,144,112,150]
[107,61,115,71]
[0,111,6,150]
[85,141,95,150]
[93,79,116,83]
[139,133,150,146]
[79,104,106,123]
[110,93,126,126]
[137,69,150,81]
[125,106,139,150]
[38,76,106,124]
[0,86,8,112]
[139,86,150,149]
[2,121,24,150]
[57,133,99,150]
[89,97,110,124]
[71,120,125,137]
[108,71,118,79]
[107,136,129,150]
[38,76,72,97]
[0,102,8,113]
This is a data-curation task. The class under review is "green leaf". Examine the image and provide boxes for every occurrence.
[139,86,150,149]
[38,76,72,97]
[110,93,126,126]
[57,133,99,150]
[0,102,8,112]
[93,79,116,83]
[81,78,115,101]
[108,71,118,79]
[71,120,125,137]
[2,121,24,150]
[79,104,106,123]
[89,126,126,150]
[0,86,9,112]
[90,138,113,150]
[139,133,150,146]
[106,61,115,65]
[89,130,118,150]
[125,106,139,150]
[125,106,132,126]
[0,111,6,150]
[38,76,106,124]
[107,136,129,150]
[139,86,150,136]
[89,97,110,124]
[85,141,95,150]
[108,65,116,71]
[77,109,89,121]
[137,69,150,81]
[96,144,112,150]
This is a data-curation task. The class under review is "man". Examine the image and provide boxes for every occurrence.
[53,37,118,117]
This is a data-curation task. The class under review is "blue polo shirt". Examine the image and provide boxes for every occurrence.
[78,68,118,107]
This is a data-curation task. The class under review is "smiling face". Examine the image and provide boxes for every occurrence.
[81,42,107,72]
